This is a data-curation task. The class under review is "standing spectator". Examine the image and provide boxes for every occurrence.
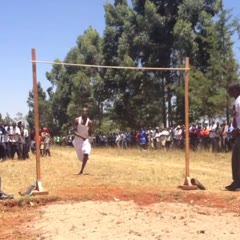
[17,121,29,159]
[174,125,183,149]
[121,132,127,149]
[4,122,11,159]
[44,133,51,156]
[225,83,240,191]
[154,127,161,150]
[189,124,198,151]
[213,122,221,153]
[115,133,121,148]
[0,122,7,160]
[40,132,45,157]
[220,122,229,152]
[165,128,173,151]
[200,124,210,150]
[139,127,147,150]
[23,123,30,159]
[30,128,36,154]
[227,121,234,151]
[8,122,21,159]
[135,131,140,147]
[19,129,26,160]
[209,121,217,152]
[39,124,50,136]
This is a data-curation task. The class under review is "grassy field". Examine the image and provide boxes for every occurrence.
[0,145,234,197]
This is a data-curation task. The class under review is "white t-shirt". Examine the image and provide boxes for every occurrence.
[24,128,29,137]
[209,124,217,138]
[4,126,9,142]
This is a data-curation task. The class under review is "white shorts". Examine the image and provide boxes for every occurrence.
[73,137,91,162]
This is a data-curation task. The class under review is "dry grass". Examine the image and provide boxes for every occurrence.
[0,145,233,197]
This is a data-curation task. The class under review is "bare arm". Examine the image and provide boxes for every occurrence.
[74,117,79,131]
[88,120,93,137]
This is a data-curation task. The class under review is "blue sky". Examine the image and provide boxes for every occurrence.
[1,0,239,118]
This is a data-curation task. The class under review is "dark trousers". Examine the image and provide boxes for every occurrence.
[231,136,240,183]
[10,142,20,159]
[202,137,210,150]
[25,137,30,158]
[212,137,220,153]
[5,142,11,158]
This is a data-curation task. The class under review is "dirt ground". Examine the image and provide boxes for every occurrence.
[33,201,240,240]
[1,187,240,240]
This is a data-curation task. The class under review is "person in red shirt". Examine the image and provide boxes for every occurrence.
[199,124,210,150]
[39,124,50,136]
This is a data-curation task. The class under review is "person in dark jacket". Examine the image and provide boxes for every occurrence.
[225,82,240,191]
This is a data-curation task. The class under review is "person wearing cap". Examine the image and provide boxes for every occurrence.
[72,107,93,175]
[225,82,240,191]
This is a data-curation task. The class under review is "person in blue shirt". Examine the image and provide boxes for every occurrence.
[139,127,147,150]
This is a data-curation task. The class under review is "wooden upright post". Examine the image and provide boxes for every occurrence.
[31,48,48,195]
[178,57,197,190]
[185,57,190,179]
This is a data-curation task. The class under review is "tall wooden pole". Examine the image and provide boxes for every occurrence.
[184,57,191,184]
[31,48,48,195]
[178,57,196,189]
[31,48,41,182]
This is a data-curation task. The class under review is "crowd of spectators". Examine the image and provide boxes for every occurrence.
[0,121,30,161]
[55,120,234,153]
[0,122,51,161]
[1,120,234,161]
[86,120,235,153]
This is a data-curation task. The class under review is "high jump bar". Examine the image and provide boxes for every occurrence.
[31,60,190,71]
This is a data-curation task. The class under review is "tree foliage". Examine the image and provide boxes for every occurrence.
[19,0,240,135]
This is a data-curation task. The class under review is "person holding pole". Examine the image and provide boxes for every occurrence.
[225,82,240,191]
[73,107,93,175]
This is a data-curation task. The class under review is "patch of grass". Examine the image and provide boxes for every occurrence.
[0,146,237,201]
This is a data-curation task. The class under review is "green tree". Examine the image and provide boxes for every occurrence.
[26,82,52,131]
[27,0,240,135]
[3,114,12,124]
[44,27,105,134]
[187,0,239,123]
